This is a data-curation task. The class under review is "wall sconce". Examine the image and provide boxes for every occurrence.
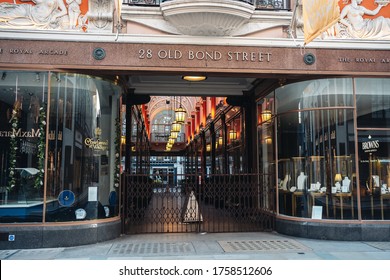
[121,135,126,145]
[229,129,237,141]
[206,143,211,152]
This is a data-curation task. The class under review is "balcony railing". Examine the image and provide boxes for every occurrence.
[122,0,291,10]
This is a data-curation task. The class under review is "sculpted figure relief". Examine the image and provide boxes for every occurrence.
[291,0,390,41]
[0,0,84,30]
[290,0,304,37]
[66,0,82,29]
[339,0,390,39]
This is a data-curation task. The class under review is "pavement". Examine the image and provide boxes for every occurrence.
[1,231,390,260]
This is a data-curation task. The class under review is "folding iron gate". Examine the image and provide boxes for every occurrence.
[124,173,274,234]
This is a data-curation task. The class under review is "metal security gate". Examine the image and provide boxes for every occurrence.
[124,173,274,234]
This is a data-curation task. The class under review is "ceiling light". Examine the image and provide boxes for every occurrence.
[171,122,181,133]
[182,76,207,82]
[175,106,186,124]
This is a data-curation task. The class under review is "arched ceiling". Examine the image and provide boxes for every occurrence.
[148,96,200,124]
[127,75,256,125]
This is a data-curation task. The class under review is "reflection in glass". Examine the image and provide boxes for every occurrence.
[46,73,120,222]
[356,78,390,128]
[358,130,390,220]
[0,71,48,222]
[259,78,358,220]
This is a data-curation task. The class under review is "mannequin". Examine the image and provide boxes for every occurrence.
[342,176,351,187]
[297,172,307,190]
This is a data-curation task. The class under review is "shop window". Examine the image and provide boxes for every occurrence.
[259,78,358,220]
[45,73,121,222]
[356,78,390,128]
[0,71,48,222]
[356,78,390,220]
[357,130,390,220]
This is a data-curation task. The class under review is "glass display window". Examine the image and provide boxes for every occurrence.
[0,71,121,223]
[46,73,121,222]
[358,130,390,220]
[265,78,358,220]
[0,71,48,222]
[356,78,390,129]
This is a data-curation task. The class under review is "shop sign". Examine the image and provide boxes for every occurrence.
[362,139,380,153]
[0,128,41,138]
[84,138,109,151]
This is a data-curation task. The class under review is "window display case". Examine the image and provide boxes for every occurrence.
[278,158,291,191]
[309,156,325,191]
[292,157,305,190]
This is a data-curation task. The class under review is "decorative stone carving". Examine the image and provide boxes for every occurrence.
[292,0,390,41]
[0,0,68,29]
[86,0,115,33]
[337,0,390,39]
[290,0,304,38]
[160,0,255,36]
[0,0,87,31]
[67,0,82,29]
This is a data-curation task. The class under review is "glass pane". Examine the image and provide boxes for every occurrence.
[356,78,390,128]
[46,73,120,222]
[258,121,276,213]
[358,130,390,220]
[0,71,48,222]
[276,78,353,114]
[276,109,356,219]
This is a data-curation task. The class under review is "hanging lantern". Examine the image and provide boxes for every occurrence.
[171,121,181,132]
[261,110,272,124]
[264,137,272,145]
[229,129,237,141]
[170,131,179,139]
[218,136,223,145]
[174,106,186,124]
[168,137,175,145]
[206,143,211,152]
